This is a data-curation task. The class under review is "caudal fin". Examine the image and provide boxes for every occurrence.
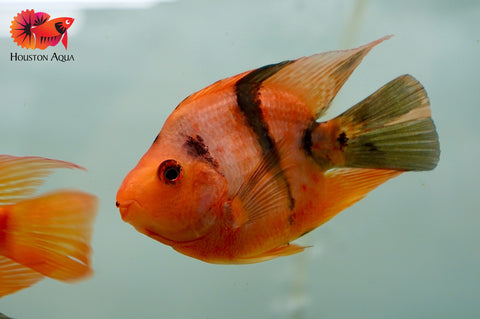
[312,75,440,171]
[0,256,44,297]
[10,10,36,49]
[2,191,98,282]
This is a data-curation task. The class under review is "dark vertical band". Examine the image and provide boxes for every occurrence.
[302,120,318,158]
[234,61,295,209]
[235,61,292,153]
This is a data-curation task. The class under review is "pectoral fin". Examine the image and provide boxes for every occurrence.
[230,141,294,228]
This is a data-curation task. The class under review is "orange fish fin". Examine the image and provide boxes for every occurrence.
[312,75,440,171]
[230,141,293,227]
[176,71,250,109]
[10,10,36,49]
[263,36,391,118]
[0,256,44,297]
[0,155,84,205]
[236,243,307,264]
[320,168,401,222]
[2,191,98,282]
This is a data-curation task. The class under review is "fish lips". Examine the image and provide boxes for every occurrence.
[116,199,140,223]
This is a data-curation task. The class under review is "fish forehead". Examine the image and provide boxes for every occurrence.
[157,88,239,150]
[154,87,263,193]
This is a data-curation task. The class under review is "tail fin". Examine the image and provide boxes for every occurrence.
[10,10,36,49]
[0,256,44,297]
[2,191,98,282]
[0,155,84,205]
[312,75,440,171]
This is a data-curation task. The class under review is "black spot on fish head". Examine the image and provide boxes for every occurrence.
[184,134,219,169]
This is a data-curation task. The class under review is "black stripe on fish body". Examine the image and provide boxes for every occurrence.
[302,120,318,158]
[184,134,219,169]
[234,60,295,210]
[337,132,349,150]
[235,61,292,154]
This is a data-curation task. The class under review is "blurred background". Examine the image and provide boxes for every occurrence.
[0,0,479,318]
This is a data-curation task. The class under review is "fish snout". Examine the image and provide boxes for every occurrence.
[115,199,138,222]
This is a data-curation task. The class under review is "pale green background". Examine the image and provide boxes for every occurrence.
[1,0,479,318]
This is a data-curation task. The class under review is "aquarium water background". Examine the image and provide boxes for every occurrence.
[1,0,479,318]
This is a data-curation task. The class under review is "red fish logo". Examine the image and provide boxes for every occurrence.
[10,9,74,50]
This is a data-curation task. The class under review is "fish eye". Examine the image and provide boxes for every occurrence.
[158,159,183,184]
[66,20,71,25]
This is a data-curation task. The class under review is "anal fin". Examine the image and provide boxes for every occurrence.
[236,244,307,264]
[321,168,401,223]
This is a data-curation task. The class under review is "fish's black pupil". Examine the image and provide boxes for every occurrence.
[164,167,179,181]
[158,159,183,184]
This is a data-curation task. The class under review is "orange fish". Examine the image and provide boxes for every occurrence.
[10,9,74,50]
[0,155,97,297]
[116,36,440,264]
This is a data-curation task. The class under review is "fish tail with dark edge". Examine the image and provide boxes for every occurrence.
[307,74,440,171]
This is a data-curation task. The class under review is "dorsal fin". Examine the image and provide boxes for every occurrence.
[176,36,390,116]
[263,36,392,118]
[175,71,250,110]
[34,12,50,26]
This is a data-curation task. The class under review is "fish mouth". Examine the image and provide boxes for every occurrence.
[115,199,141,222]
